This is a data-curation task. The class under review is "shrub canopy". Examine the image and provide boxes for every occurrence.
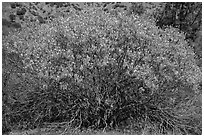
[3,8,201,92]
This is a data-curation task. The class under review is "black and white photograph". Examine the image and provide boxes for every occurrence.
[2,1,202,135]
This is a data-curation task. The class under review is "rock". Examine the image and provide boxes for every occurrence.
[9,14,16,22]
[10,3,17,8]
[38,16,46,24]
[10,2,21,9]
[2,18,21,28]
[16,7,26,15]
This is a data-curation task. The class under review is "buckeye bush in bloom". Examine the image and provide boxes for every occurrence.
[3,7,201,133]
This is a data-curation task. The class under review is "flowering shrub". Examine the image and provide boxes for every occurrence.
[3,7,201,134]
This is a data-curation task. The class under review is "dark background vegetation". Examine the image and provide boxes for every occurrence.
[2,2,202,135]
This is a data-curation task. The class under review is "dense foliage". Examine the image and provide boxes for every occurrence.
[156,2,202,68]
[3,2,201,68]
[2,3,202,135]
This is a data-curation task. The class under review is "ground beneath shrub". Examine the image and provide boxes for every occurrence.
[8,124,182,135]
[9,127,124,135]
[7,122,148,135]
